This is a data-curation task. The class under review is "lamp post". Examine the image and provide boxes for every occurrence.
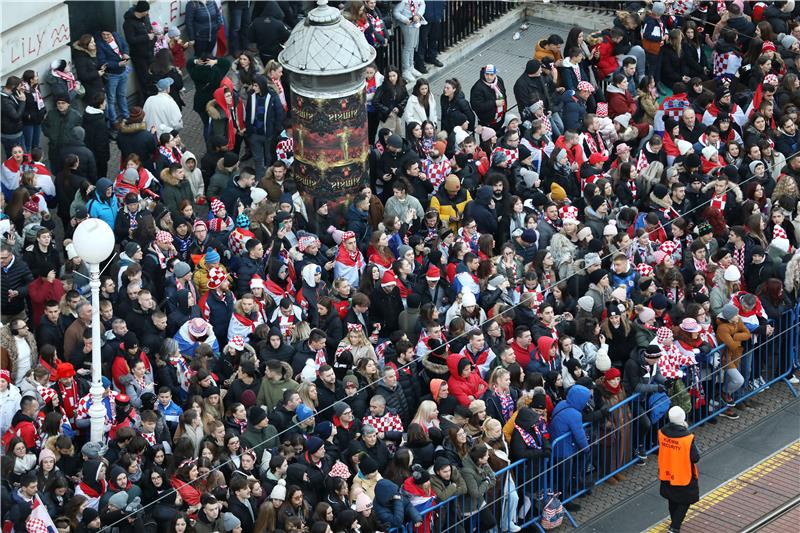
[71,219,115,443]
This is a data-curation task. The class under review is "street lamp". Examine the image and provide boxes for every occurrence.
[72,219,115,443]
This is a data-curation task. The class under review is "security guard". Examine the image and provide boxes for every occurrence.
[658,406,700,533]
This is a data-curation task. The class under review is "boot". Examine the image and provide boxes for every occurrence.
[614,473,626,481]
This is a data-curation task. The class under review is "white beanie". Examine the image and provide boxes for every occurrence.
[461,291,477,308]
[300,359,317,383]
[676,140,693,156]
[723,265,741,282]
[701,145,718,160]
[270,479,287,501]
[668,406,687,427]
[595,349,612,372]
[454,126,469,146]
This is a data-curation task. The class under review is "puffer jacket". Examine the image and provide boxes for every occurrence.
[159,167,194,217]
[373,479,422,528]
[470,67,507,127]
[440,90,475,132]
[185,0,223,42]
[446,353,488,407]
[122,7,153,62]
[1,91,25,136]
[549,384,591,458]
[429,187,472,233]
[460,452,496,513]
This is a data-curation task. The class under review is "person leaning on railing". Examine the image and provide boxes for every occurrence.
[714,304,750,417]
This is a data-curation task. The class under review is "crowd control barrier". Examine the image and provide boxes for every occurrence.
[392,304,800,533]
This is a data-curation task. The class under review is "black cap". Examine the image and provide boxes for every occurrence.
[645,345,662,357]
[359,454,378,475]
[531,392,547,410]
[525,59,541,75]
[123,331,139,349]
[387,134,403,149]
[248,406,268,426]
[222,151,239,167]
[134,1,150,13]
[750,245,766,257]
[73,206,89,220]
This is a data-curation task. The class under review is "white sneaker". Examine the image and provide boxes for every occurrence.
[509,523,522,532]
[411,67,423,77]
[789,375,799,385]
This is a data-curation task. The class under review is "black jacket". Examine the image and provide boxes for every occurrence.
[1,91,25,135]
[122,8,153,62]
[659,44,682,91]
[0,256,33,316]
[466,186,498,235]
[440,90,475,133]
[246,17,291,62]
[370,286,404,335]
[71,44,104,103]
[314,377,345,422]
[470,72,507,127]
[58,139,97,181]
[82,108,111,164]
[373,82,409,122]
[23,244,61,279]
[513,73,544,111]
[116,123,157,171]
[659,423,700,504]
[226,497,257,533]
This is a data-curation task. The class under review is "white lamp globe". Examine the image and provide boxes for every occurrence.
[72,218,115,264]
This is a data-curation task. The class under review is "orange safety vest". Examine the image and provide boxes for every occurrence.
[658,430,698,486]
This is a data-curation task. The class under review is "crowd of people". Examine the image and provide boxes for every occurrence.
[1,1,800,533]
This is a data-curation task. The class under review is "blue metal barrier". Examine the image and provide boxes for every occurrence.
[400,305,800,532]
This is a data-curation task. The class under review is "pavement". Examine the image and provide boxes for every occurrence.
[574,381,800,532]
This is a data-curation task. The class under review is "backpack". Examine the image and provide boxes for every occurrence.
[540,492,564,530]
[648,391,671,423]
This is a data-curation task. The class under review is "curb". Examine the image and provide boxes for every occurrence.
[406,4,527,88]
[523,2,614,32]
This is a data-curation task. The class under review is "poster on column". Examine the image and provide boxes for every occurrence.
[291,91,368,200]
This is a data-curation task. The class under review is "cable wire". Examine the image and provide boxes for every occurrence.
[98,98,800,533]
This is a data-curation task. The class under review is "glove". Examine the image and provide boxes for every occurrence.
[125,496,143,513]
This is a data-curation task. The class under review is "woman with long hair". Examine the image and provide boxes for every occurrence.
[149,48,185,107]
[20,71,46,151]
[660,29,683,90]
[373,66,408,134]
[297,380,319,409]
[337,324,377,367]
[403,78,439,129]
[367,231,395,275]
[228,49,264,92]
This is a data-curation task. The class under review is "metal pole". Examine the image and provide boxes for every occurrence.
[87,262,106,443]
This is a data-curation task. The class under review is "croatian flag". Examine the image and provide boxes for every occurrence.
[26,495,58,533]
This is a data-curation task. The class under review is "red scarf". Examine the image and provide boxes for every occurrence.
[79,479,107,498]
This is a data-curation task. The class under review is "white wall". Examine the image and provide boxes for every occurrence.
[1,1,71,84]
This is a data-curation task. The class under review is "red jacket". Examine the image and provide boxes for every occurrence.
[595,36,619,79]
[446,353,489,407]
[171,476,202,506]
[27,277,65,329]
[606,87,637,118]
[511,339,534,369]
[2,413,37,450]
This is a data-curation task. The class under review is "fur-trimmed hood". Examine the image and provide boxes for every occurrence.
[160,166,182,186]
[422,353,449,376]
[701,180,743,202]
[72,41,96,58]
[120,120,146,134]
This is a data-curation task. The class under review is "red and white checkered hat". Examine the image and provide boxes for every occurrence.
[577,81,595,93]
[659,240,677,255]
[636,263,654,278]
[210,198,226,216]
[0,369,10,383]
[188,318,209,337]
[596,102,608,118]
[207,266,226,290]
[155,230,172,244]
[328,460,351,479]
[656,326,673,345]
[229,335,245,351]
[560,205,579,224]
[38,386,57,405]
[763,74,779,86]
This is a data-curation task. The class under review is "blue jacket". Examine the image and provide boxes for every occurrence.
[549,385,591,458]
[561,90,587,132]
[425,0,446,22]
[87,178,119,229]
[185,0,223,42]
[373,479,422,528]
[345,204,371,253]
[95,32,129,75]
[243,83,284,138]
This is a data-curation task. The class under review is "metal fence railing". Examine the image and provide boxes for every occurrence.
[380,1,518,70]
[389,303,800,533]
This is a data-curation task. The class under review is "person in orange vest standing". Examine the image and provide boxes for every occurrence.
[658,406,700,533]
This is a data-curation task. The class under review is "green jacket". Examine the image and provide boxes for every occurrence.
[207,167,234,200]
[240,423,278,456]
[187,57,232,115]
[460,453,496,513]
[42,108,82,151]
[430,467,468,501]
[160,171,195,218]
[256,372,299,412]
[632,321,656,348]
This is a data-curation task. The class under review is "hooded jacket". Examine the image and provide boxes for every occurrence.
[122,7,153,62]
[510,407,550,462]
[439,89,475,133]
[244,76,284,138]
[373,479,422,528]
[446,353,488,407]
[467,185,497,234]
[180,151,204,199]
[470,67,507,127]
[527,336,557,376]
[549,384,591,458]
[87,178,119,229]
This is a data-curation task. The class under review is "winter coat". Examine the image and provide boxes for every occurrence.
[187,57,232,116]
[143,92,183,132]
[243,84,283,138]
[82,107,111,166]
[467,186,497,235]
[71,42,104,103]
[561,90,587,132]
[256,368,298,411]
[116,121,157,171]
[185,0,223,42]
[470,71,507,127]
[87,179,119,229]
[460,452,496,514]
[715,318,751,370]
[181,151,205,198]
[440,90,475,133]
[429,187,472,233]
[0,326,37,381]
[606,84,637,118]
[122,8,153,62]
[159,168,194,218]
[373,82,408,122]
[549,384,591,458]
[402,94,439,128]
[509,407,550,462]
[1,91,25,136]
[375,381,410,424]
[42,107,82,153]
[446,353,489,407]
[373,479,422,528]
